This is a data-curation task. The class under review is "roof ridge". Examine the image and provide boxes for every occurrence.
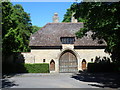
[47,22,83,24]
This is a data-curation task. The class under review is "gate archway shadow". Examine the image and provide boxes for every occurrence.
[71,72,120,88]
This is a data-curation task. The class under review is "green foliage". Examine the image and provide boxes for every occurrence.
[62,3,85,22]
[32,25,42,34]
[87,62,119,73]
[3,62,50,73]
[71,2,120,62]
[24,63,49,73]
[62,8,72,22]
[2,2,32,56]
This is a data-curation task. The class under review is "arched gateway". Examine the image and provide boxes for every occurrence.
[59,50,78,73]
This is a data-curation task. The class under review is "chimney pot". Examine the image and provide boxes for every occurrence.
[53,13,59,23]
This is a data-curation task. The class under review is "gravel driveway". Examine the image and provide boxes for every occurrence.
[2,73,101,88]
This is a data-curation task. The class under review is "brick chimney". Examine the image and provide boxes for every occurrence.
[53,13,59,23]
[71,12,78,23]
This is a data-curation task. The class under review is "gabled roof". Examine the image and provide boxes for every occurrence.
[29,22,107,47]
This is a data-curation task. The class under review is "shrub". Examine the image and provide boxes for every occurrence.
[24,63,49,73]
[87,62,119,73]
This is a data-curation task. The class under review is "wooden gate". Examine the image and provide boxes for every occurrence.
[82,59,86,70]
[50,60,55,71]
[59,51,78,73]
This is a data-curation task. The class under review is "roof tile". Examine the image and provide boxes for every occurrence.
[29,23,107,46]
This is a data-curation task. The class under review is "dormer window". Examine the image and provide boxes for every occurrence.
[60,37,75,44]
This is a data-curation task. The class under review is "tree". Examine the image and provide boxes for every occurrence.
[62,8,72,22]
[70,2,120,62]
[32,25,42,34]
[2,2,32,56]
[62,3,85,22]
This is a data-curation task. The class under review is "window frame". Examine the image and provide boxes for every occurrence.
[60,37,75,44]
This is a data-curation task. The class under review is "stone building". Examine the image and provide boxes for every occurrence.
[22,13,110,73]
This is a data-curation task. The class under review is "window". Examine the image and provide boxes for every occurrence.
[60,37,75,44]
[43,59,45,62]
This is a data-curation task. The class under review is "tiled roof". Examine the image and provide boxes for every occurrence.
[29,23,107,46]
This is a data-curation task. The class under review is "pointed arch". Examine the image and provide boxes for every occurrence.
[50,59,55,71]
[59,49,78,73]
[82,59,87,70]
[58,48,79,61]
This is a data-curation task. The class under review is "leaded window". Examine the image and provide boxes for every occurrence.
[60,37,75,44]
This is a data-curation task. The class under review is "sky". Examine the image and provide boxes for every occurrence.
[12,2,75,27]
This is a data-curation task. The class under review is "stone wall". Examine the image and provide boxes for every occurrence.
[74,49,111,70]
[21,52,35,64]
[22,49,61,72]
[21,47,111,72]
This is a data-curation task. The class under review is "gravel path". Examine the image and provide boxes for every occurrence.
[2,73,100,88]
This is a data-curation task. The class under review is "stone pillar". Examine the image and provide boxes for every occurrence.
[71,12,78,23]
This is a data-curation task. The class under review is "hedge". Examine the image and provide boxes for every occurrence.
[24,63,49,73]
[2,63,49,74]
[87,62,119,73]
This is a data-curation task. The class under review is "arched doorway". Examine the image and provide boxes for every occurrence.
[59,50,78,73]
[82,59,87,70]
[50,60,55,71]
